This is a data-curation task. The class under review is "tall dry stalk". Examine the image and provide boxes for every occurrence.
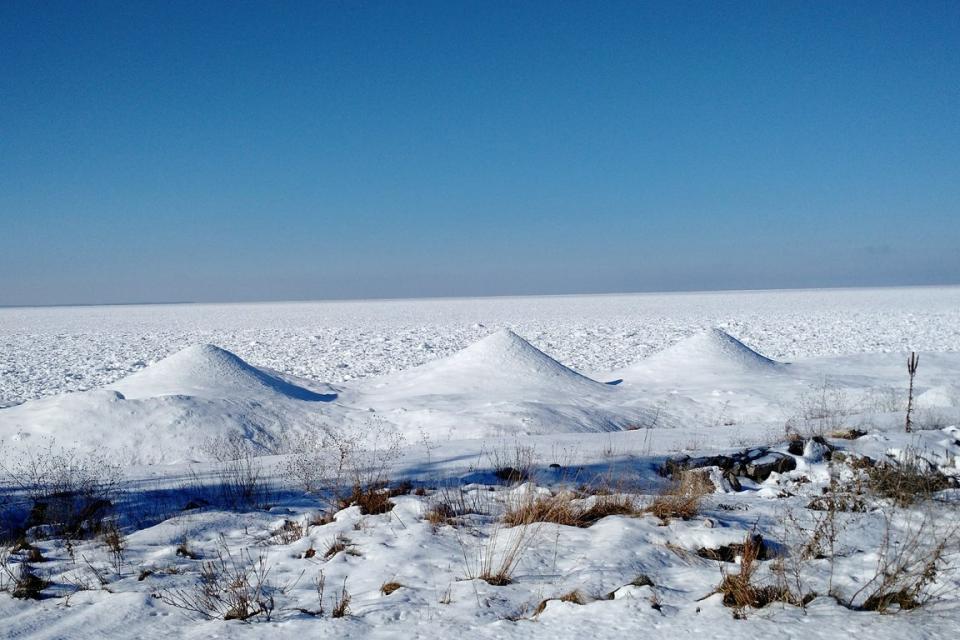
[905,352,919,433]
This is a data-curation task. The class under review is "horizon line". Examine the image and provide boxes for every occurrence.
[2,280,959,311]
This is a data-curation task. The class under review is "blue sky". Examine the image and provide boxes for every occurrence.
[1,1,958,305]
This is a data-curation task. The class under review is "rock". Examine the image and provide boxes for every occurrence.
[663,446,797,486]
[723,470,742,492]
[803,438,830,463]
[744,453,796,482]
[787,438,805,456]
[696,534,770,562]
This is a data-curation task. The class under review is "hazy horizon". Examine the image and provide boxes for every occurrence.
[3,280,960,311]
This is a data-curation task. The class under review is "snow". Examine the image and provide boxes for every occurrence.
[1,287,960,639]
[109,344,333,402]
[3,285,960,407]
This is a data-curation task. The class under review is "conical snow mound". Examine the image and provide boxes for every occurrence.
[110,344,326,401]
[616,328,781,382]
[365,329,606,397]
[444,329,601,387]
[356,329,659,438]
[652,328,777,370]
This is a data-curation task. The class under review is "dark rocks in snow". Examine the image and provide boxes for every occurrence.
[745,453,797,482]
[787,435,835,460]
[696,534,771,562]
[661,447,799,488]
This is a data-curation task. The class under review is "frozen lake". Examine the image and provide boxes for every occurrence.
[3,285,960,407]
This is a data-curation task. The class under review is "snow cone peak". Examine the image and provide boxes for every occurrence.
[650,328,779,372]
[109,343,325,401]
[364,327,606,396]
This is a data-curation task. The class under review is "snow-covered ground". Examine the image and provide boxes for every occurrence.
[1,287,959,639]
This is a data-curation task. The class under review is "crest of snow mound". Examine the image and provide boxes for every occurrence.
[364,329,607,398]
[918,384,960,408]
[617,328,781,380]
[355,329,665,437]
[109,344,328,401]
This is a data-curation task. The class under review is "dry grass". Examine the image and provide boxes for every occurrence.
[268,519,304,545]
[715,532,794,618]
[865,453,952,506]
[843,510,960,613]
[457,518,542,586]
[338,484,395,515]
[533,589,588,616]
[175,537,200,560]
[323,533,353,560]
[829,428,867,440]
[502,490,639,528]
[647,471,712,523]
[380,580,403,595]
[307,511,335,528]
[331,579,351,618]
[159,542,276,621]
[425,502,458,528]
[424,485,493,528]
[487,441,537,485]
[7,562,50,600]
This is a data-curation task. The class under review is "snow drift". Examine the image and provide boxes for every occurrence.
[0,345,340,465]
[109,344,333,401]
[355,329,667,438]
[611,328,783,383]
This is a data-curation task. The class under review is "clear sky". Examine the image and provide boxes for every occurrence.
[1,0,958,306]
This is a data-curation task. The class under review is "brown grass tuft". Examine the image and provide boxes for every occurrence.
[503,491,639,528]
[534,589,588,615]
[715,532,795,617]
[338,484,395,515]
[323,533,352,559]
[866,454,952,506]
[332,579,351,618]
[647,471,711,523]
[380,580,403,595]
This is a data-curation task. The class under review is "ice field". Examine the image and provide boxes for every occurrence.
[1,286,959,639]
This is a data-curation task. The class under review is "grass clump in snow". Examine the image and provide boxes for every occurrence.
[158,541,278,621]
[533,589,588,616]
[323,533,355,559]
[714,532,795,618]
[380,580,403,595]
[1,552,50,600]
[337,484,395,515]
[424,485,494,529]
[487,440,537,485]
[332,579,351,618]
[268,519,305,545]
[502,490,639,528]
[457,518,541,586]
[865,451,953,507]
[647,471,712,523]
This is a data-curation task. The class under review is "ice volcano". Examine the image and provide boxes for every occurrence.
[109,344,334,401]
[0,345,339,465]
[607,328,791,425]
[613,328,784,383]
[363,329,606,398]
[353,329,666,438]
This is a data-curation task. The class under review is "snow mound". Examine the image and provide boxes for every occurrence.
[650,328,778,371]
[616,328,782,382]
[354,329,663,438]
[919,384,960,408]
[363,329,606,397]
[0,345,340,464]
[110,344,330,401]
